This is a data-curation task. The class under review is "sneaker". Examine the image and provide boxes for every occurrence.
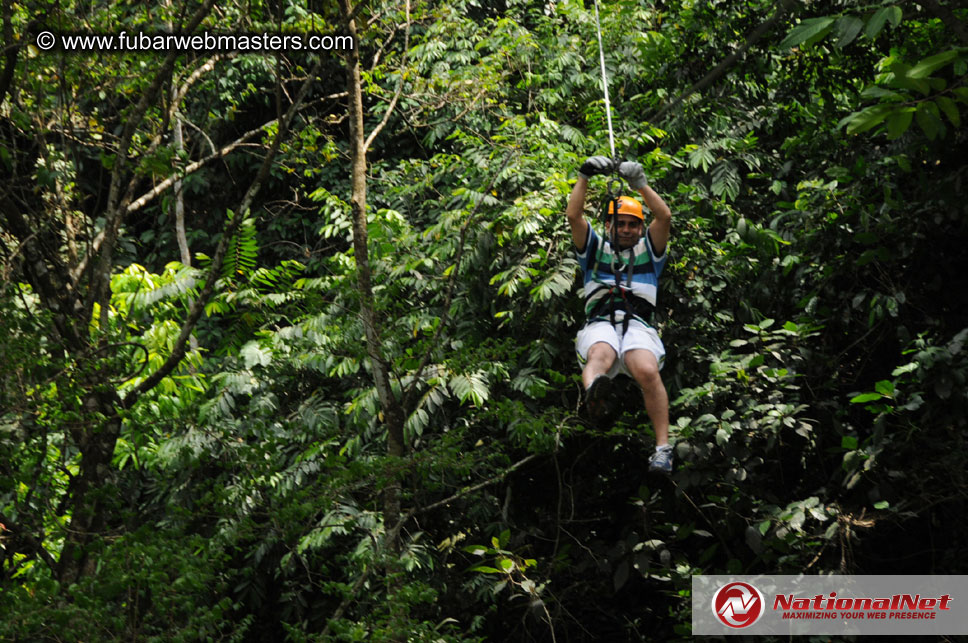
[649,445,674,475]
[583,375,611,424]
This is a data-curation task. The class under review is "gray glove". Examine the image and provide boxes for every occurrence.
[618,161,648,190]
[578,155,614,179]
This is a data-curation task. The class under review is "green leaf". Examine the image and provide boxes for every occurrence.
[908,50,959,79]
[240,341,271,368]
[915,101,943,140]
[860,86,901,101]
[711,161,740,201]
[850,392,882,403]
[874,380,894,397]
[873,501,890,510]
[888,62,931,96]
[469,565,503,574]
[841,436,859,450]
[809,506,829,521]
[887,6,903,27]
[864,7,892,39]
[892,362,918,376]
[937,96,961,127]
[886,107,915,139]
[833,16,864,49]
[449,372,489,406]
[688,146,715,172]
[839,104,892,135]
[780,17,836,50]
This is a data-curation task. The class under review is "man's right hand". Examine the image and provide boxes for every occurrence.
[578,155,614,179]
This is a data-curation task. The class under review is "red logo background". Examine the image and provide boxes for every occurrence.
[712,581,765,629]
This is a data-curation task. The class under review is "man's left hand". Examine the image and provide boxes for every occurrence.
[618,161,649,190]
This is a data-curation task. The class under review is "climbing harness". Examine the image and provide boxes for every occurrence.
[586,190,655,337]
[586,235,655,338]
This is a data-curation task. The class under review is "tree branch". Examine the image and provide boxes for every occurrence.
[86,0,219,323]
[172,53,228,109]
[340,0,412,555]
[916,0,968,46]
[320,452,539,638]
[0,188,86,349]
[127,126,265,215]
[646,0,795,126]
[69,89,347,287]
[0,0,19,106]
[347,0,372,25]
[401,149,516,409]
[68,125,262,284]
[363,0,411,152]
[124,57,324,406]
[0,511,58,575]
[409,454,539,518]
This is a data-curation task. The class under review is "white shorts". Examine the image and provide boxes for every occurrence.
[576,319,666,378]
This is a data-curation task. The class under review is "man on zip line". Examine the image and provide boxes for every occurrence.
[567,156,674,474]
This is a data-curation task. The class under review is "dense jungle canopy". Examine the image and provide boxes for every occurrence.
[1,0,967,640]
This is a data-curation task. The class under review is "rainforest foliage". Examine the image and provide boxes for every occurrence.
[1,0,967,640]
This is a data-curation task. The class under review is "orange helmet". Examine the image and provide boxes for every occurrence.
[606,196,644,221]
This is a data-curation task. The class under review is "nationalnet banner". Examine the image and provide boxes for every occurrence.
[692,575,968,636]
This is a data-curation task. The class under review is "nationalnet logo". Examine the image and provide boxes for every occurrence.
[694,576,968,636]
[712,581,765,628]
[772,591,952,621]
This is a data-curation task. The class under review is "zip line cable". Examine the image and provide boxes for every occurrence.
[591,0,623,250]
[589,1,792,167]
[592,0,616,160]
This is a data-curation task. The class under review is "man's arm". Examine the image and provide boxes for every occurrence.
[618,161,671,257]
[567,176,590,252]
[569,155,614,252]
[638,185,671,257]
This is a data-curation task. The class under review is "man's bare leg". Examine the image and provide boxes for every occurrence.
[582,342,617,390]
[624,348,673,473]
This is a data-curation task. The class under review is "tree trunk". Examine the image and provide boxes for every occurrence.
[169,5,192,271]
[57,389,123,584]
[170,72,199,354]
[339,0,408,552]
[1,19,319,581]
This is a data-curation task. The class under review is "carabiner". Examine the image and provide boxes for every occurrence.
[607,177,622,199]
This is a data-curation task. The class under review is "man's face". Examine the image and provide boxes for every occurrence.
[607,215,643,249]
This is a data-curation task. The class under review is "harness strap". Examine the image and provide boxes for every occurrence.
[590,182,648,336]
[586,285,655,326]
[587,243,653,336]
